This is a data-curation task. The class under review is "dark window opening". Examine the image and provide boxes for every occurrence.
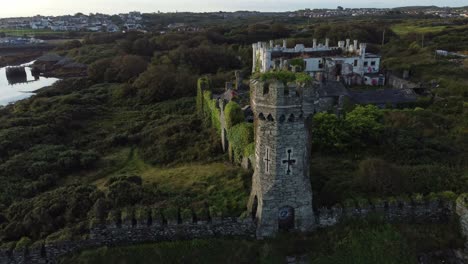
[267,114,274,122]
[279,115,286,123]
[263,83,269,95]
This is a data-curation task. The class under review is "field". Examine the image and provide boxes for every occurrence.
[0,28,67,37]
[391,23,468,36]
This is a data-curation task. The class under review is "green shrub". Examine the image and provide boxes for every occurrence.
[255,70,312,84]
[243,143,255,158]
[15,237,32,250]
[227,123,254,164]
[224,101,244,129]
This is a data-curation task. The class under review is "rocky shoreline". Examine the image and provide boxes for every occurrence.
[0,46,54,68]
[31,53,87,78]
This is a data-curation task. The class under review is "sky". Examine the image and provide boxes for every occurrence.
[0,0,467,18]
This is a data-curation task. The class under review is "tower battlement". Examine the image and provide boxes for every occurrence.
[250,79,317,122]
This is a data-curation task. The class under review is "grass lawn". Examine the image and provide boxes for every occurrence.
[391,23,468,36]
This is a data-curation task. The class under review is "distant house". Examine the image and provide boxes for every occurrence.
[436,50,449,56]
[167,23,186,29]
[87,26,102,32]
[106,24,120,32]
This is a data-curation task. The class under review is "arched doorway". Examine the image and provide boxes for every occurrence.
[278,206,295,231]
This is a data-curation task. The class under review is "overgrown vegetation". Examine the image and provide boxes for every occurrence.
[255,70,313,84]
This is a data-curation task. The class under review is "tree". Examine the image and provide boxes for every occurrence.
[88,56,148,83]
[134,64,196,103]
[132,38,153,56]
[311,113,350,151]
[88,58,112,82]
[345,105,383,146]
[113,55,148,83]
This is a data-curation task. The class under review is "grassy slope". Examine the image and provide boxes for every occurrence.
[91,147,250,210]
[391,23,468,36]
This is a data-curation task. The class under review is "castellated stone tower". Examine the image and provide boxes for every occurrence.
[248,79,315,238]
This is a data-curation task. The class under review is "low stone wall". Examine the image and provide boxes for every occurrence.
[0,198,459,264]
[0,217,256,264]
[456,194,468,259]
[387,74,420,89]
[316,199,454,228]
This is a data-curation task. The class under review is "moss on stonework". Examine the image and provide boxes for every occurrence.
[254,70,312,85]
[456,193,468,207]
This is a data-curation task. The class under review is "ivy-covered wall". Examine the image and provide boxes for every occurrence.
[197,77,221,133]
[227,123,254,164]
[197,77,255,165]
[224,101,245,129]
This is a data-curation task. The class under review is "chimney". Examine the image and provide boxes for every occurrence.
[354,40,358,51]
[313,38,317,49]
[346,39,350,49]
[338,41,345,49]
[325,38,329,48]
[360,43,367,57]
[283,39,287,49]
[270,40,274,48]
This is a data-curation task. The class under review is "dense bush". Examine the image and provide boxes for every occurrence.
[224,101,244,129]
[88,55,148,83]
[227,123,254,164]
[1,185,102,241]
[133,64,196,103]
[312,105,383,152]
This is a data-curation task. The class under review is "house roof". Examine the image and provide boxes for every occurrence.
[317,81,349,97]
[350,89,417,105]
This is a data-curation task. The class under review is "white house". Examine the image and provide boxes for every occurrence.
[253,38,383,86]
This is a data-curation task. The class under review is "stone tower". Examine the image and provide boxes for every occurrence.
[248,79,315,238]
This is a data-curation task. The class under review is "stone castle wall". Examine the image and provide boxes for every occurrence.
[0,217,256,264]
[0,199,459,264]
[456,194,468,259]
